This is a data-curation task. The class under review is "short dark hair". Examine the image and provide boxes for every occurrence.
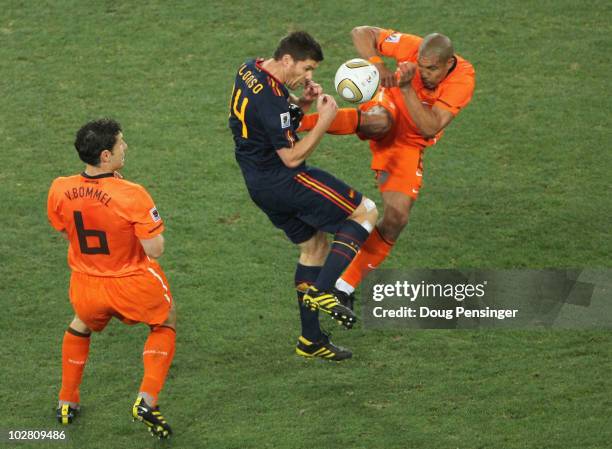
[419,33,454,62]
[74,118,122,166]
[273,31,323,62]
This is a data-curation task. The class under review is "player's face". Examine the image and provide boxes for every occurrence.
[417,54,454,90]
[285,57,319,90]
[109,132,128,170]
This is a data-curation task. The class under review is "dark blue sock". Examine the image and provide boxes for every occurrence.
[314,220,370,291]
[295,263,323,341]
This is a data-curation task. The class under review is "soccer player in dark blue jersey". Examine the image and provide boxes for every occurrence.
[229,31,378,361]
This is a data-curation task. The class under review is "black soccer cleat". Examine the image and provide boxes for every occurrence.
[295,333,352,361]
[303,286,357,329]
[132,397,172,439]
[56,404,79,425]
[333,288,356,311]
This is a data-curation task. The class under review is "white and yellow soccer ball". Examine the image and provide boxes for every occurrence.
[334,58,380,104]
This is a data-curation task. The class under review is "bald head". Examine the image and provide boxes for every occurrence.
[419,33,454,63]
[416,33,456,90]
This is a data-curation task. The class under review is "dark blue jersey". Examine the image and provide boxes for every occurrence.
[229,59,302,189]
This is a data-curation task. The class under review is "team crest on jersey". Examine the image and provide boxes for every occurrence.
[150,207,161,222]
[385,33,400,43]
[280,112,291,129]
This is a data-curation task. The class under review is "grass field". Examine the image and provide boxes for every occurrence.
[1,1,611,448]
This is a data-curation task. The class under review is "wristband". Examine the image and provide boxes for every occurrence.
[368,55,383,64]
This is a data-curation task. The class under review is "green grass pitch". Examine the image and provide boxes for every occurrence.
[1,1,611,448]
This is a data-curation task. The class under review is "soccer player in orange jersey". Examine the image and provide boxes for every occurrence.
[298,27,475,303]
[47,119,175,439]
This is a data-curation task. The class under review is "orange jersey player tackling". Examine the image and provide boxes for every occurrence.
[48,118,175,439]
[360,28,475,198]
[298,26,475,305]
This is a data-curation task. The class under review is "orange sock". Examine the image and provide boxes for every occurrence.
[59,329,91,404]
[297,108,359,134]
[341,227,395,289]
[139,326,176,405]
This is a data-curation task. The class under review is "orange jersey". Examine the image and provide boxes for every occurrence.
[47,172,165,277]
[367,29,476,152]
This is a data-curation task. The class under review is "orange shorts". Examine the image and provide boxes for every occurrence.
[372,147,424,200]
[359,89,425,200]
[69,260,173,332]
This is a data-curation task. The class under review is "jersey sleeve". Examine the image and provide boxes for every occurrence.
[377,29,422,62]
[125,185,165,239]
[47,179,65,231]
[434,70,475,116]
[256,90,297,150]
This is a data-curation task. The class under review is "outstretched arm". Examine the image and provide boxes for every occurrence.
[351,26,396,88]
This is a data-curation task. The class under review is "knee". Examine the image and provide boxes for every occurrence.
[358,108,392,140]
[364,197,379,223]
[350,197,378,226]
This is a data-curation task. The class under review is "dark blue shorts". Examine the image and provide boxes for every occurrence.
[247,166,363,244]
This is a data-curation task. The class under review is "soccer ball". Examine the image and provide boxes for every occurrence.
[334,58,380,104]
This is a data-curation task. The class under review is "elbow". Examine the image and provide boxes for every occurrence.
[283,159,302,169]
[351,26,376,43]
[419,112,451,139]
[146,245,164,259]
[277,151,302,169]
[151,247,165,259]
[351,26,369,37]
[142,235,165,259]
[154,239,165,258]
[419,124,441,140]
